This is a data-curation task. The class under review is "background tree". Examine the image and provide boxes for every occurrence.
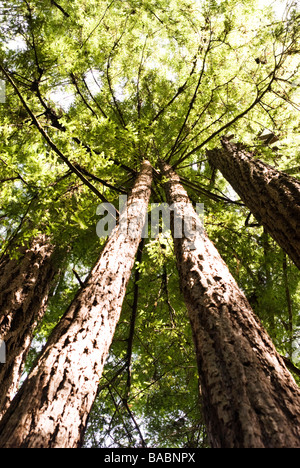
[207,138,300,270]
[0,235,58,419]
[0,160,152,448]
[160,159,300,448]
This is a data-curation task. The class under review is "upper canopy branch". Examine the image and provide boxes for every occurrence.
[0,65,117,211]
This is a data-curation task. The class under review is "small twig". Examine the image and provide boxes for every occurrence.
[51,0,70,18]
[70,72,99,119]
[125,240,145,398]
[281,355,300,378]
[72,268,85,288]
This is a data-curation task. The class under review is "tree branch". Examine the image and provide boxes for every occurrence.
[70,72,100,119]
[50,0,70,18]
[125,240,145,399]
[180,175,244,206]
[280,355,300,379]
[149,45,201,126]
[81,0,116,48]
[1,65,117,212]
[73,163,128,194]
[82,73,108,119]
[171,31,298,169]
[172,81,274,169]
[161,264,176,327]
[105,20,130,129]
[167,30,213,160]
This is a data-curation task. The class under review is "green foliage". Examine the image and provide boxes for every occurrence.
[0,0,299,447]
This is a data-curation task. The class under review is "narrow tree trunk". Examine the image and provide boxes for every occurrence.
[0,160,152,448]
[207,138,300,270]
[160,160,300,448]
[0,236,57,419]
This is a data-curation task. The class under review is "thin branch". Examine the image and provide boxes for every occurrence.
[161,264,176,327]
[136,37,148,121]
[50,0,70,18]
[105,376,147,448]
[122,399,147,448]
[0,176,21,185]
[172,31,298,169]
[272,88,300,112]
[106,19,130,129]
[70,72,100,119]
[280,355,300,378]
[180,176,244,206]
[21,75,134,176]
[82,73,108,119]
[176,158,208,170]
[81,0,116,48]
[72,268,85,288]
[125,240,145,399]
[282,254,293,337]
[167,30,213,161]
[71,137,136,176]
[172,80,274,169]
[0,157,29,186]
[73,163,128,194]
[150,55,198,125]
[0,192,38,261]
[20,77,134,176]
[97,362,128,394]
[23,0,44,75]
[166,78,235,161]
[283,165,300,175]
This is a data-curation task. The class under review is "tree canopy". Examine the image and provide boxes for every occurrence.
[0,0,299,447]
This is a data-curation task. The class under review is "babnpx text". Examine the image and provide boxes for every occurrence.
[104,451,196,465]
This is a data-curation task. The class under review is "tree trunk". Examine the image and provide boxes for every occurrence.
[0,160,152,448]
[0,236,57,419]
[160,160,300,448]
[207,138,300,270]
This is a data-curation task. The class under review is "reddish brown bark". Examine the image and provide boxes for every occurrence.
[0,236,57,419]
[207,139,300,270]
[0,160,152,448]
[160,160,300,448]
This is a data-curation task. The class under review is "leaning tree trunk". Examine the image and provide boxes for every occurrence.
[207,138,300,270]
[0,236,57,419]
[0,160,152,448]
[160,160,300,448]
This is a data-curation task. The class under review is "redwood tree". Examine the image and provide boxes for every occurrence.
[0,0,299,449]
[207,138,300,270]
[160,160,300,448]
[0,160,152,448]
[0,236,57,419]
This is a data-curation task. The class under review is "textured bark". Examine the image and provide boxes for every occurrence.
[0,160,152,448]
[0,236,57,419]
[207,139,300,270]
[160,160,300,448]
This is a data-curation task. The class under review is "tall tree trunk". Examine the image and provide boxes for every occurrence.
[0,236,57,419]
[0,160,152,448]
[160,160,300,448]
[207,138,300,270]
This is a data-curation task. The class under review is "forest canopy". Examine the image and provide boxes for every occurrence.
[0,0,300,448]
